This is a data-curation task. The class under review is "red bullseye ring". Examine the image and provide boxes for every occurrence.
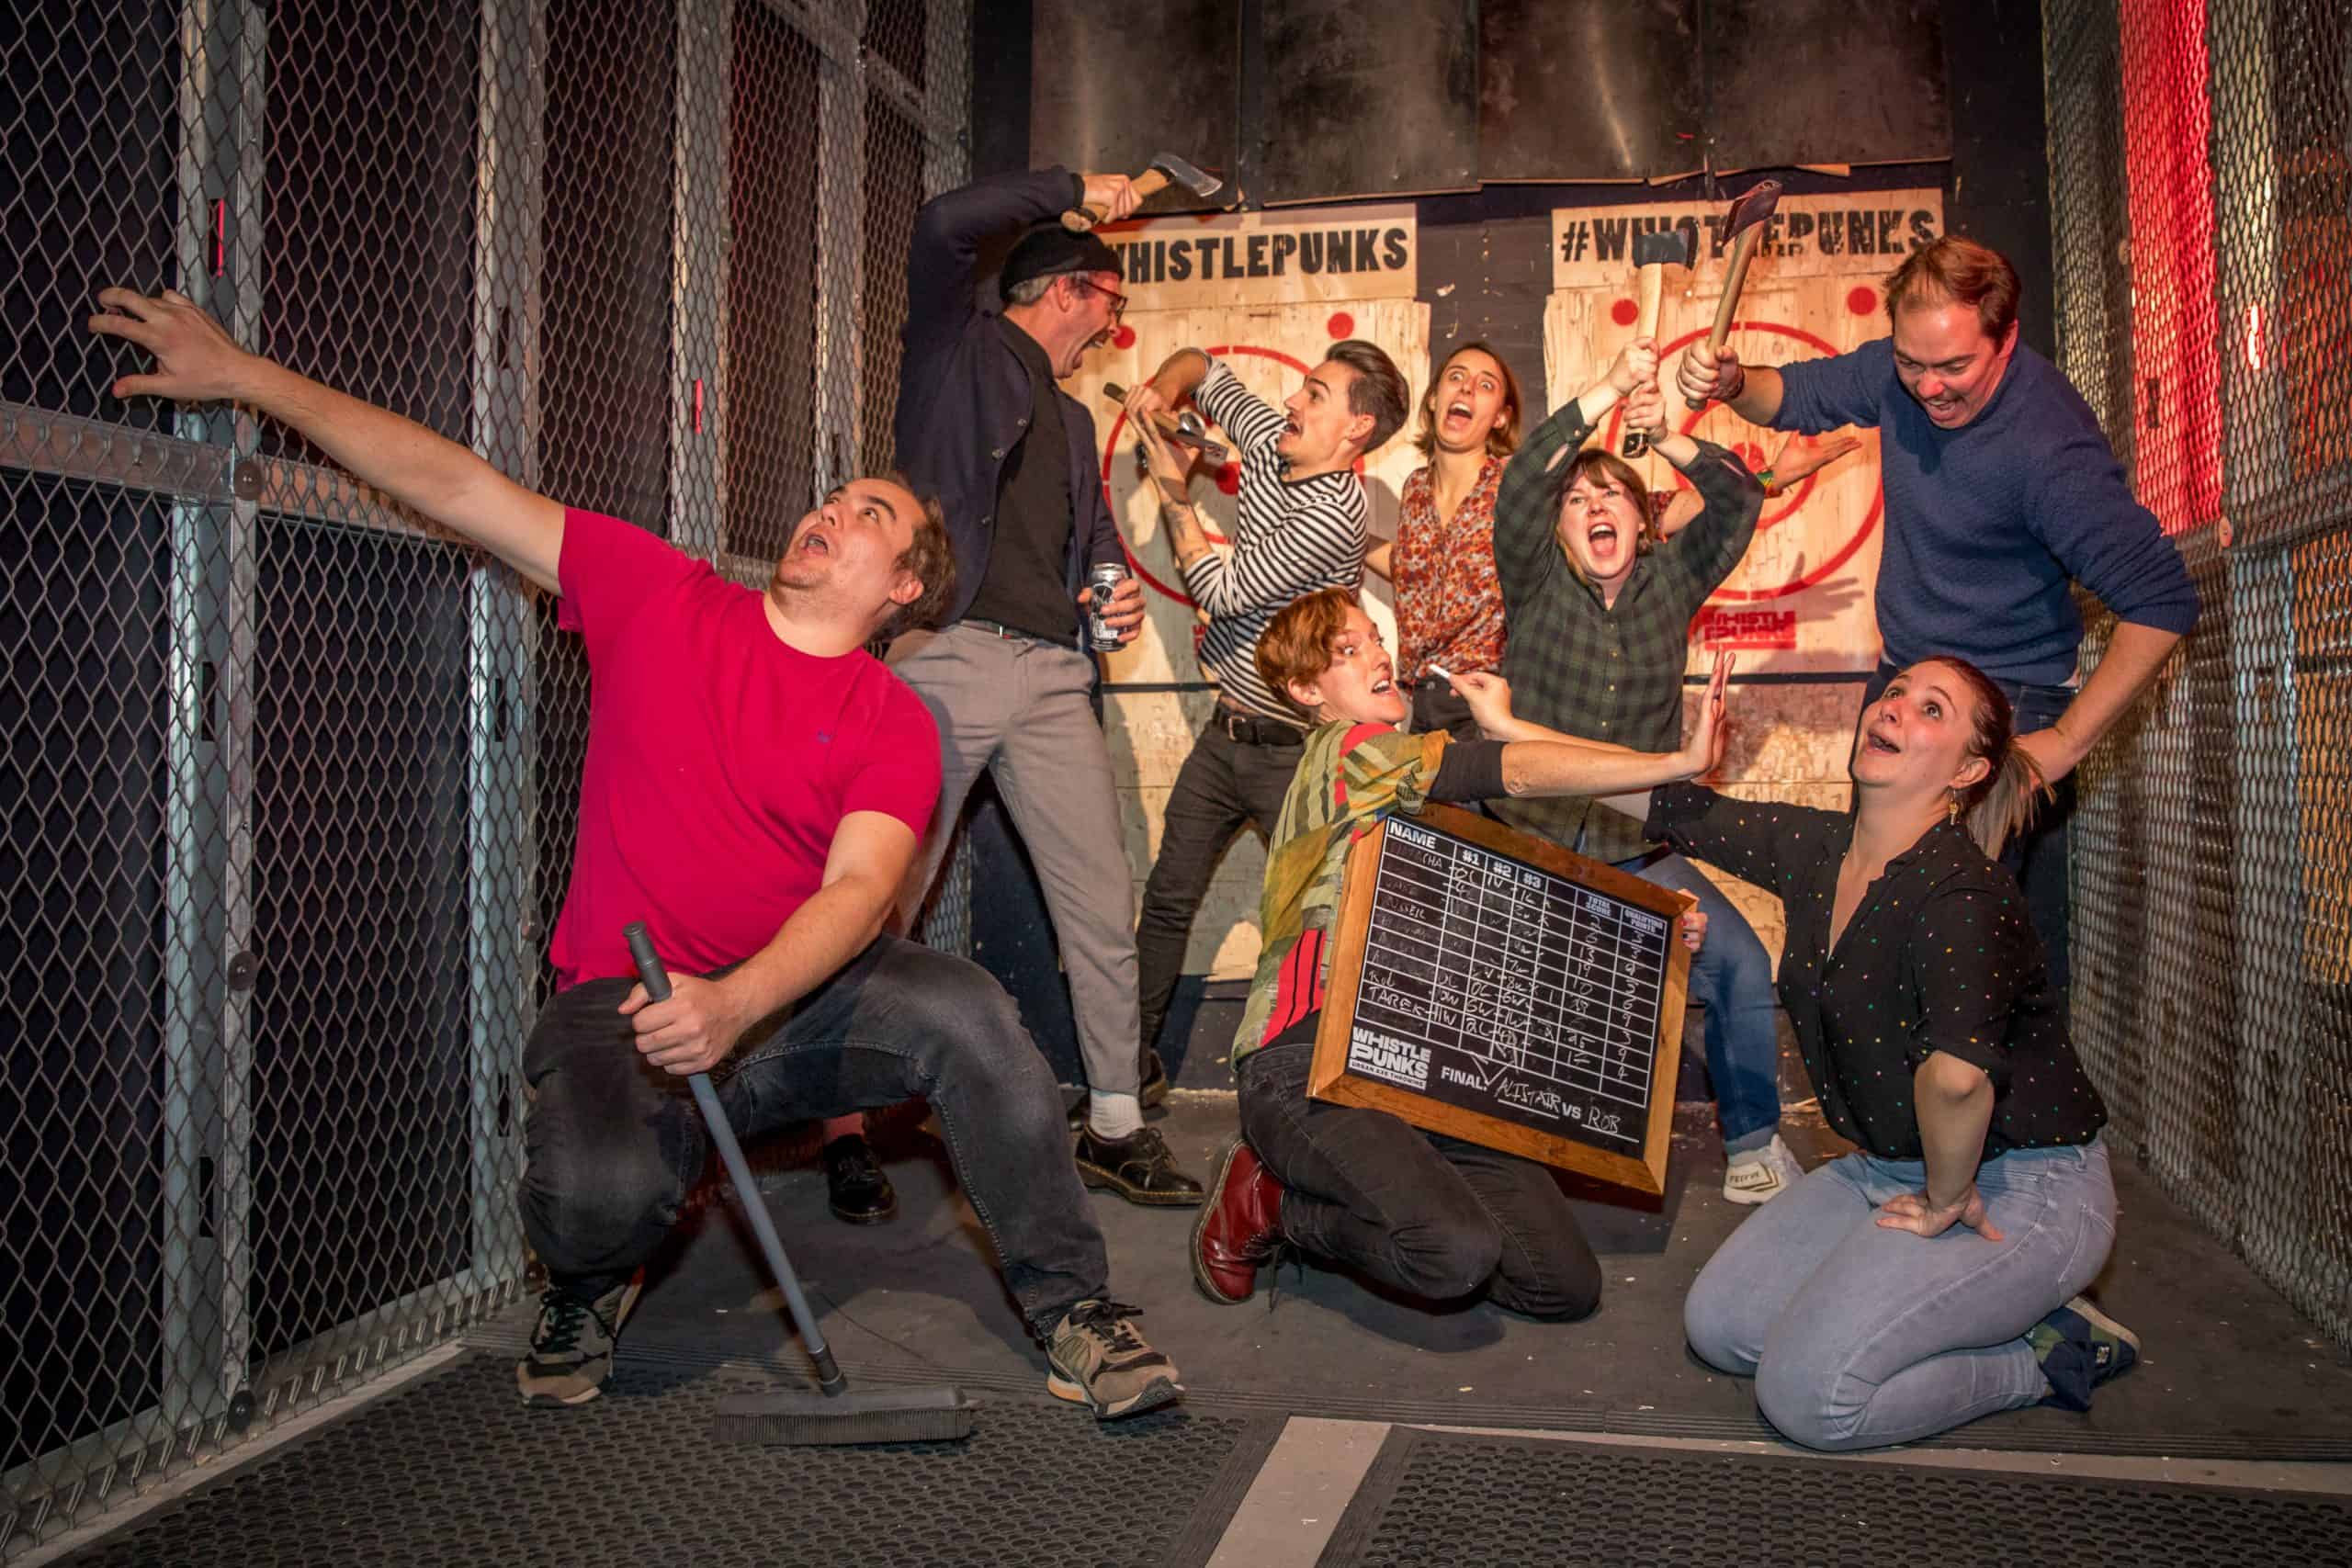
[1603,320,1883,602]
[1101,344,1316,608]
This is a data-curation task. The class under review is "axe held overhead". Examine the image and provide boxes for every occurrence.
[1688,181,1784,410]
[1622,225,1696,458]
[1062,152,1223,232]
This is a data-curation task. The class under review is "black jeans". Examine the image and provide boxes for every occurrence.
[1860,662,2077,991]
[520,934,1109,1334]
[1237,1034,1602,1319]
[1408,679,1486,743]
[1135,716,1306,1055]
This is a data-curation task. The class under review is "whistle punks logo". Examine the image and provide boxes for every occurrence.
[1349,1027,1431,1090]
[1111,226,1411,288]
[1559,207,1939,266]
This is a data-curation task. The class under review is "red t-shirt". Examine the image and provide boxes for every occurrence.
[545,508,941,988]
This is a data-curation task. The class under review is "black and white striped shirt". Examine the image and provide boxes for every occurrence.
[1183,361,1367,724]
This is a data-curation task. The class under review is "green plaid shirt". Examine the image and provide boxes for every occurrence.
[1487,403,1762,863]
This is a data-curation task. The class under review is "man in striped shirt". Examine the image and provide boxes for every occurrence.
[1123,341,1408,1083]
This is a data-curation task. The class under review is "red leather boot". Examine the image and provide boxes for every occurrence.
[1191,1136,1285,1303]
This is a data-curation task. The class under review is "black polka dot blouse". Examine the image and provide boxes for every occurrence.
[1645,783,2108,1160]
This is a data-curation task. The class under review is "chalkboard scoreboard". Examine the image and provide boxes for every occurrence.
[1310,803,1696,1193]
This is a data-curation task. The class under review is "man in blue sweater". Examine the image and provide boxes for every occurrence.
[1675,236,2199,988]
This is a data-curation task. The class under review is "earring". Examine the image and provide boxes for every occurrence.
[1947,795,1962,827]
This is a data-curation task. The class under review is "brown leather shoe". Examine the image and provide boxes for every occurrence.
[1191,1135,1284,1304]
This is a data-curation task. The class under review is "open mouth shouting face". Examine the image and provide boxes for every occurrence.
[1849,660,1989,803]
[1891,299,2018,430]
[1293,603,1408,727]
[1556,466,1645,592]
[1427,346,1511,455]
[770,478,922,615]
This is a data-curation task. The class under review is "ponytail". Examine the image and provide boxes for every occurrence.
[1962,741,2051,858]
[1928,655,2057,858]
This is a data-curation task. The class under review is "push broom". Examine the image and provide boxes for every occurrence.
[625,921,977,1445]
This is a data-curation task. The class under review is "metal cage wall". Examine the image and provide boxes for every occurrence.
[2046,0,2352,1346]
[0,0,968,1552]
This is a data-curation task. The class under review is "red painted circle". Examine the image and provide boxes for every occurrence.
[1112,325,1136,349]
[1611,298,1640,327]
[1600,319,1883,602]
[1326,310,1354,339]
[1847,285,1879,317]
[1214,462,1242,495]
[1100,344,1316,608]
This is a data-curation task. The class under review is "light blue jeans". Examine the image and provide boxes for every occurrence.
[1683,1136,2117,1450]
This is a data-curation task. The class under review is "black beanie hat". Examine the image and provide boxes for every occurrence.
[1001,223,1124,291]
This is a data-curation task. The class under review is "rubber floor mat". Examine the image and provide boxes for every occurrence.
[62,1353,1281,1568]
[1316,1427,2352,1567]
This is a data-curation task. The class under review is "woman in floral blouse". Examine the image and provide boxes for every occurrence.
[1366,341,1522,740]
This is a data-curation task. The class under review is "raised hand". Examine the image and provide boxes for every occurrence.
[1609,337,1659,399]
[1623,378,1669,441]
[87,288,260,403]
[1080,173,1142,225]
[1675,344,1741,407]
[1680,651,1734,777]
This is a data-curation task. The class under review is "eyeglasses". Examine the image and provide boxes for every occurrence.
[1069,276,1128,323]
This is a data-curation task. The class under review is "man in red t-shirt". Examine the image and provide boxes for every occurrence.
[91,287,1182,1422]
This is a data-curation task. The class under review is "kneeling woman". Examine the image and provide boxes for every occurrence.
[1192,587,1724,1317]
[1612,658,2134,1449]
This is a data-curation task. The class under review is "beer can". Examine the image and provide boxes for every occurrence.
[1086,561,1130,651]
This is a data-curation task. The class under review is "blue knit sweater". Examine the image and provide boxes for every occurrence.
[1773,338,2199,686]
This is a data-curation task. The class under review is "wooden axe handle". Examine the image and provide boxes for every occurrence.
[1622,262,1669,457]
[1061,168,1173,232]
[1688,226,1767,409]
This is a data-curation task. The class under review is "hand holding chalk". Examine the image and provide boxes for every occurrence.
[1428,662,1454,686]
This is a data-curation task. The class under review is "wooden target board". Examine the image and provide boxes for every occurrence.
[1310,804,1695,1194]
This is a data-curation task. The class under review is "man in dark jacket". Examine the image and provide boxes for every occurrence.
[889,167,1203,1206]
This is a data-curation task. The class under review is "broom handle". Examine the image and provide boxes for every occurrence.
[625,922,848,1396]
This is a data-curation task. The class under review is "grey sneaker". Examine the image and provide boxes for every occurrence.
[1044,1299,1182,1420]
[516,1274,642,1406]
[1723,1134,1806,1206]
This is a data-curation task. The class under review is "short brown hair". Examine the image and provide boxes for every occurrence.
[1413,341,1524,461]
[1549,447,1659,584]
[1254,587,1357,717]
[1324,339,1409,454]
[1884,236,2020,344]
[876,473,956,639]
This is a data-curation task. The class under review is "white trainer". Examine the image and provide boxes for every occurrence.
[1722,1134,1805,1206]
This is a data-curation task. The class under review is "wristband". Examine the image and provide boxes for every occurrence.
[1757,467,1780,497]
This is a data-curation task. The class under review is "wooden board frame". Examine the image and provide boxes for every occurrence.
[1308,803,1697,1194]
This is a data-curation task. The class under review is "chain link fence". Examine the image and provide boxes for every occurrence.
[2048,0,2352,1347]
[1,0,967,1552]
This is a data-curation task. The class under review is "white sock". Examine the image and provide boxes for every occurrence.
[1087,1092,1144,1142]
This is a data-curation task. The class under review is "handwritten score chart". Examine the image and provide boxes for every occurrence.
[1312,805,1692,1191]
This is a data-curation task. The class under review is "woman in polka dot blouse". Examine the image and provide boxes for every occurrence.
[1595,653,2137,1449]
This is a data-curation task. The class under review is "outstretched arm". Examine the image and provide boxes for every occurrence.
[90,288,566,592]
[1451,656,1731,801]
[622,810,917,1077]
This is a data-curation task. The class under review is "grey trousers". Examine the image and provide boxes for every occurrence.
[889,622,1143,1097]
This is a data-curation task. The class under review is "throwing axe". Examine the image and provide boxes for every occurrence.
[1061,152,1224,232]
[1622,226,1696,458]
[1686,180,1784,410]
[1102,383,1229,468]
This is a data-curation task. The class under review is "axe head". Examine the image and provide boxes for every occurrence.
[1721,179,1784,239]
[1632,227,1695,268]
[1147,151,1224,201]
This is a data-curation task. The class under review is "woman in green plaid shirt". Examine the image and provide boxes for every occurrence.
[1490,344,1804,1209]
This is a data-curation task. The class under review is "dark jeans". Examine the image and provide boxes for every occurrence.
[520,934,1109,1334]
[1408,679,1486,743]
[1860,662,2076,991]
[1237,1035,1602,1318]
[1609,848,1782,1145]
[1135,716,1305,1055]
